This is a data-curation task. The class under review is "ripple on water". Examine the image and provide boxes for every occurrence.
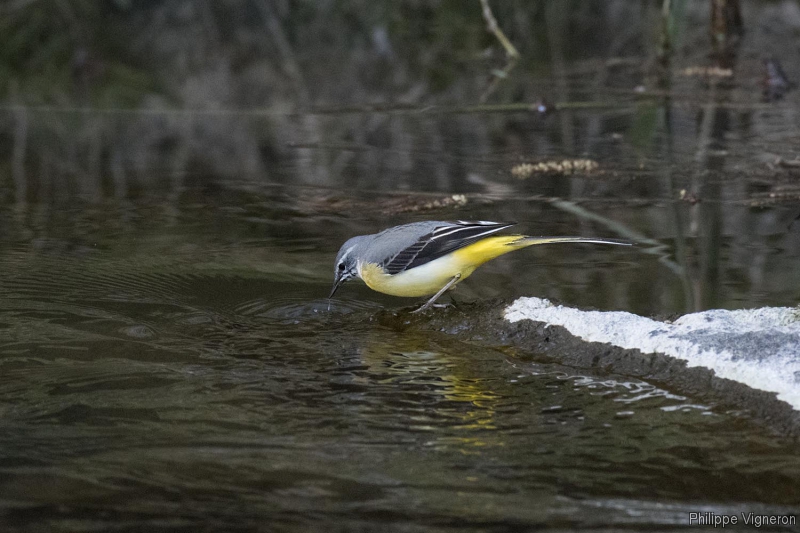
[232,296,382,320]
[2,222,800,529]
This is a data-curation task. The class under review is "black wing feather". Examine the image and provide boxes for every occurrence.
[382,221,514,275]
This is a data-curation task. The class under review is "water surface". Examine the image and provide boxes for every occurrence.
[1,179,799,531]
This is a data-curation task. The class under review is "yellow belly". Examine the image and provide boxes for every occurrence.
[358,235,527,297]
[359,258,477,297]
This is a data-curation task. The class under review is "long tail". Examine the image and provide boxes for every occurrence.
[452,235,631,269]
[510,236,632,247]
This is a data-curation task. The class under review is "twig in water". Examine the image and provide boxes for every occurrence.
[479,0,519,103]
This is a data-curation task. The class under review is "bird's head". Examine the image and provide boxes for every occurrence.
[330,235,367,298]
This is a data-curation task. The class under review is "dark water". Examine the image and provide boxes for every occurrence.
[1,175,799,531]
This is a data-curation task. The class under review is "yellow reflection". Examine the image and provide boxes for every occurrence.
[352,331,504,452]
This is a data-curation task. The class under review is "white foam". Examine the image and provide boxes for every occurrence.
[504,298,800,410]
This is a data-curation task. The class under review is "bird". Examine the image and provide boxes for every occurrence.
[329,220,630,312]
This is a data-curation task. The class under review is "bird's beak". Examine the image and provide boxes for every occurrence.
[329,277,344,299]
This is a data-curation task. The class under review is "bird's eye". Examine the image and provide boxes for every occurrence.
[338,263,346,272]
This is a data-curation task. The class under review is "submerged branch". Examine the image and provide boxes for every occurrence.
[549,199,684,278]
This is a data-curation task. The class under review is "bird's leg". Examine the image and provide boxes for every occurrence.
[412,274,462,313]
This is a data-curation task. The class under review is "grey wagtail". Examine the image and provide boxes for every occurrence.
[330,220,630,312]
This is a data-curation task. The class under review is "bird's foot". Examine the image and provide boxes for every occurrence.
[410,302,452,314]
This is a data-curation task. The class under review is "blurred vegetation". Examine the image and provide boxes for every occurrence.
[0,0,657,109]
[0,0,797,202]
[0,0,154,106]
